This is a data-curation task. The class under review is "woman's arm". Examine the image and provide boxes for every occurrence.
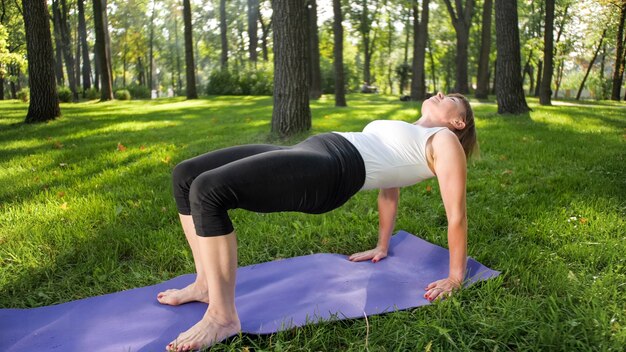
[348,187,399,262]
[424,130,467,301]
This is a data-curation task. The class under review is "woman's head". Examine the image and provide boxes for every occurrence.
[421,92,478,159]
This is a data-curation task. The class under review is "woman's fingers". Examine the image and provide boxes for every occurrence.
[348,250,374,261]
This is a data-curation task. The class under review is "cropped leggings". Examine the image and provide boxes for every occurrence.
[172,133,366,237]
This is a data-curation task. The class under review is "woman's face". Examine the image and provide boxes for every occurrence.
[421,92,466,130]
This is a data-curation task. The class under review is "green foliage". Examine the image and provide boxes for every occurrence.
[206,68,273,96]
[16,87,29,102]
[57,86,73,103]
[125,84,150,100]
[84,88,99,100]
[114,89,131,100]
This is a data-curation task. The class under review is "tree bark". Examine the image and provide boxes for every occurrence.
[475,0,492,99]
[248,0,258,63]
[443,0,473,94]
[149,0,155,91]
[307,0,322,99]
[174,13,182,92]
[259,10,270,61]
[183,0,197,99]
[78,0,91,92]
[410,0,428,100]
[51,0,64,86]
[534,60,542,97]
[539,0,554,105]
[220,0,228,69]
[611,1,626,101]
[22,0,61,122]
[495,0,529,114]
[57,0,78,101]
[576,29,606,100]
[271,0,311,136]
[333,0,346,107]
[92,0,113,100]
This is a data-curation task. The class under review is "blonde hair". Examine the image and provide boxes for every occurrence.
[447,93,478,159]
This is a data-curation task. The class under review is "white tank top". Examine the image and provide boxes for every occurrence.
[334,120,447,190]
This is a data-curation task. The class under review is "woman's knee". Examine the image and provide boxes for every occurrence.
[172,159,198,191]
[188,172,235,211]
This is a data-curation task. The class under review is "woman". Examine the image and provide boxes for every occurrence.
[159,92,476,351]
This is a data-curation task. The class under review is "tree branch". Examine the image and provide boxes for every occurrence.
[442,0,458,23]
[13,0,22,17]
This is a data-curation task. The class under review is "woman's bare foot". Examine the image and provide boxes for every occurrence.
[166,312,241,351]
[157,282,210,306]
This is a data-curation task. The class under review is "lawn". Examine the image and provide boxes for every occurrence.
[0,95,624,351]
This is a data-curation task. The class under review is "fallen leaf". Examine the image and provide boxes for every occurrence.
[162,156,171,164]
[60,202,68,210]
[499,155,508,161]
[502,169,513,175]
[161,207,167,212]
[139,145,146,150]
[579,217,588,224]
[57,191,65,198]
[117,143,127,152]
[53,141,64,149]
[425,185,432,193]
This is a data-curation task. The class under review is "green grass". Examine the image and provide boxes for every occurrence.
[1,95,625,351]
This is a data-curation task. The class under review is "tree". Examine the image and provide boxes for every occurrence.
[248,0,258,63]
[220,0,228,69]
[611,1,626,101]
[475,0,492,99]
[77,0,91,92]
[539,0,555,105]
[410,0,429,100]
[352,0,381,85]
[92,0,113,100]
[333,0,346,107]
[576,29,607,100]
[271,0,310,136]
[22,0,60,122]
[495,0,529,114]
[308,0,322,99]
[51,0,64,86]
[443,0,474,93]
[183,0,197,99]
[54,0,78,101]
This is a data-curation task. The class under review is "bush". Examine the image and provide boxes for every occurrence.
[115,89,131,100]
[57,86,72,102]
[205,68,273,96]
[84,87,99,100]
[17,88,29,102]
[126,84,150,99]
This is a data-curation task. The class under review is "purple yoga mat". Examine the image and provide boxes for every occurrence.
[0,231,499,351]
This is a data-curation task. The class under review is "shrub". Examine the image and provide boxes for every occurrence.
[84,87,99,100]
[206,69,240,95]
[115,89,131,100]
[57,86,72,102]
[205,68,273,96]
[17,88,29,102]
[126,84,150,99]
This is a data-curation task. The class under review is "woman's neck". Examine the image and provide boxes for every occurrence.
[413,115,444,128]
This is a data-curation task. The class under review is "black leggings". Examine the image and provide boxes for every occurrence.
[172,133,366,236]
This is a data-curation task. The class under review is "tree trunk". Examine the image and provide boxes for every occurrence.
[51,0,64,86]
[149,0,155,91]
[77,0,91,92]
[58,0,78,101]
[534,60,542,97]
[92,0,113,100]
[271,0,311,136]
[23,0,61,123]
[94,44,100,90]
[475,0,492,99]
[307,0,322,99]
[259,10,270,62]
[554,59,564,98]
[495,0,529,114]
[443,0,473,94]
[428,38,437,92]
[174,14,182,93]
[333,0,346,107]
[611,2,626,101]
[576,29,606,100]
[539,0,554,105]
[248,0,259,63]
[183,0,197,99]
[0,77,4,100]
[220,0,228,69]
[410,0,428,100]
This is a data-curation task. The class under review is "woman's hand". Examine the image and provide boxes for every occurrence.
[424,277,462,301]
[348,246,388,263]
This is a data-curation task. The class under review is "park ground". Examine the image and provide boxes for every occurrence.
[0,95,625,350]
